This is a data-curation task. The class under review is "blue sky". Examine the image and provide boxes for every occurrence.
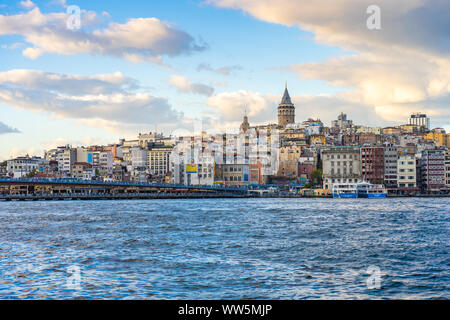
[0,0,448,160]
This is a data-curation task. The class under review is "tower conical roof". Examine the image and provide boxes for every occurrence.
[280,86,292,105]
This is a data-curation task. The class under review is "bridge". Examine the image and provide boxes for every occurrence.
[0,177,250,201]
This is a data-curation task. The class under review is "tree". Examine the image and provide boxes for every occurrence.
[25,169,37,178]
[311,169,323,186]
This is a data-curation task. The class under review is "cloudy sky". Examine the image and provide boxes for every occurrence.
[0,0,448,160]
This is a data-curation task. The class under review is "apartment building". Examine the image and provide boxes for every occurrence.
[7,156,46,178]
[445,150,450,189]
[322,146,362,190]
[360,146,384,184]
[148,144,172,177]
[420,149,446,191]
[397,155,417,189]
[383,143,398,189]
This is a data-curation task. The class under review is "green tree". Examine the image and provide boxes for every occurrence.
[311,169,323,186]
[25,169,37,178]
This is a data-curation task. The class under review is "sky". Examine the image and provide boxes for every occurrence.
[0,0,449,160]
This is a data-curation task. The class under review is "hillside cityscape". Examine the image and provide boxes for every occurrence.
[2,85,449,195]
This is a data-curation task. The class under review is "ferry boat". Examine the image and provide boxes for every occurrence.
[331,183,358,198]
[331,182,387,198]
[356,182,387,198]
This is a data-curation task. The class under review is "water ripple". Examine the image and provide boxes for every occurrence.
[0,198,448,299]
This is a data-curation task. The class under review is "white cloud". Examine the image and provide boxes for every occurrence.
[170,75,214,96]
[197,63,242,75]
[42,136,113,150]
[206,90,277,123]
[7,147,40,159]
[19,0,35,9]
[0,7,206,64]
[0,69,184,131]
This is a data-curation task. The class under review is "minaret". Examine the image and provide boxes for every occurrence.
[278,82,295,127]
[240,109,250,133]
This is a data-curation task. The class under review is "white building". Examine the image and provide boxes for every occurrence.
[55,146,77,176]
[130,147,148,174]
[397,155,417,189]
[148,144,172,177]
[170,138,215,185]
[7,156,46,178]
[322,146,362,190]
[408,113,430,130]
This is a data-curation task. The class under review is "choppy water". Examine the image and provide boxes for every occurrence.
[0,198,448,299]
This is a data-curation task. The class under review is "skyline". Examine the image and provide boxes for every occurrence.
[1,0,449,161]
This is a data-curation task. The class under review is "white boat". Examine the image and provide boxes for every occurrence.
[356,182,387,198]
[331,183,358,198]
[331,182,387,198]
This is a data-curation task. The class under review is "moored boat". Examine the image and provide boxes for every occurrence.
[331,182,387,198]
[331,183,358,198]
[356,182,387,198]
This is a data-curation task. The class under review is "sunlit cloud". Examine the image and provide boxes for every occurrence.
[0,6,207,63]
[170,75,214,96]
[0,69,184,130]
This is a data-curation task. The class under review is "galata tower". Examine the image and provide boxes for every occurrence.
[278,83,295,127]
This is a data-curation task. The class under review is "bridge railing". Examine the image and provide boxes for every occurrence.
[0,177,248,193]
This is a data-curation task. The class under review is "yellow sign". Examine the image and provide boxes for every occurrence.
[186,164,197,173]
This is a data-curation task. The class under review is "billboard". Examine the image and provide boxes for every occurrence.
[186,164,197,173]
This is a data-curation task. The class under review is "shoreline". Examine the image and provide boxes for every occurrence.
[0,193,448,201]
